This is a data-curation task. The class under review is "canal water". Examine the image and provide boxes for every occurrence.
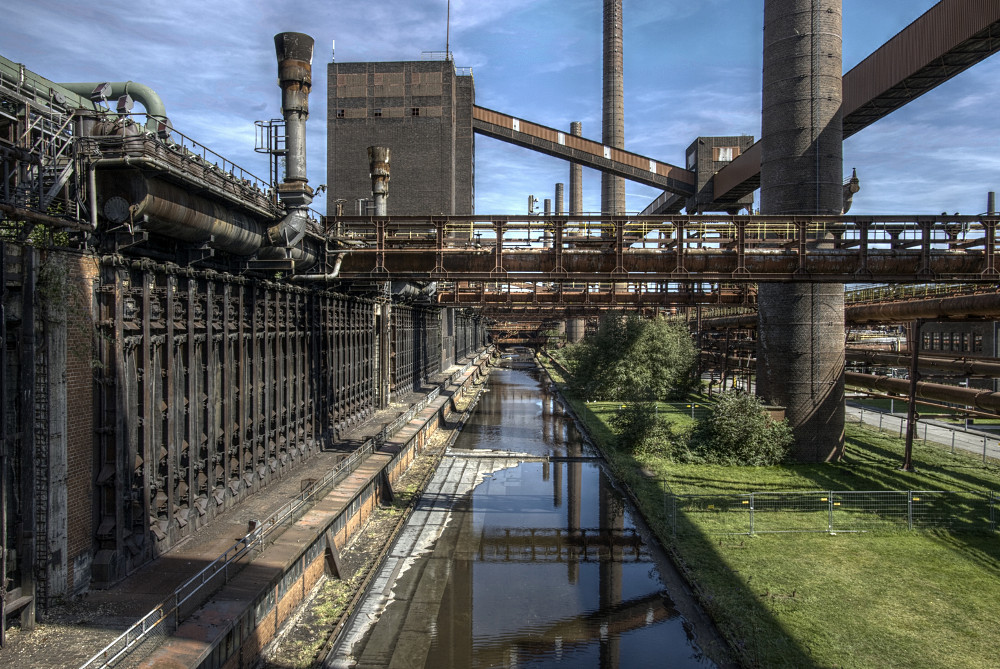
[327,366,717,668]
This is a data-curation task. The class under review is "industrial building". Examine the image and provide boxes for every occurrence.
[0,0,999,665]
[327,58,475,216]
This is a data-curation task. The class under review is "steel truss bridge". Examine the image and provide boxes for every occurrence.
[328,214,998,288]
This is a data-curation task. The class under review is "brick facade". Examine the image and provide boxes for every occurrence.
[327,60,475,216]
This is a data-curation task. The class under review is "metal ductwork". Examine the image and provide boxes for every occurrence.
[59,81,170,133]
[96,170,266,255]
[270,32,315,249]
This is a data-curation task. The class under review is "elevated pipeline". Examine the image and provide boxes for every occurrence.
[845,349,1000,377]
[702,291,1000,330]
[59,80,169,132]
[845,371,1000,414]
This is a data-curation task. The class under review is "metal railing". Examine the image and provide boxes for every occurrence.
[666,488,997,537]
[80,440,376,669]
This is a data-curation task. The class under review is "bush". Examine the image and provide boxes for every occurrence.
[686,391,793,466]
[609,401,681,458]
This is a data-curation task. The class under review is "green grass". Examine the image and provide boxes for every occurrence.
[539,355,1000,669]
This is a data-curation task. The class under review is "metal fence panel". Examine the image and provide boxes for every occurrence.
[668,489,997,537]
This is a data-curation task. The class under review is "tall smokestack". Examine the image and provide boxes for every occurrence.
[368,146,390,216]
[274,32,314,196]
[756,0,845,462]
[555,183,564,215]
[602,0,625,216]
[570,122,583,216]
[270,32,314,247]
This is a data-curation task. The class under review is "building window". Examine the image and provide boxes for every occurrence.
[931,332,941,351]
[974,334,983,353]
[961,333,970,352]
[942,332,952,351]
[713,146,739,162]
[373,108,382,117]
[922,333,931,350]
[336,109,345,118]
[410,107,420,116]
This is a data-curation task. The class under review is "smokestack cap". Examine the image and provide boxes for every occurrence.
[274,33,314,64]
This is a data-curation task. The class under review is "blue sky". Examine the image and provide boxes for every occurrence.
[4,0,998,217]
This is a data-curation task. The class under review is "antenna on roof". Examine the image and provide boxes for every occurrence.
[446,0,451,61]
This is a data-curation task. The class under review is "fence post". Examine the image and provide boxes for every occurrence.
[828,492,834,533]
[951,431,956,454]
[898,417,904,438]
[749,493,755,536]
[907,491,913,531]
[984,436,988,464]
[879,413,883,430]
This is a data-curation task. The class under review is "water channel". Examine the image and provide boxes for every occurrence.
[327,365,718,668]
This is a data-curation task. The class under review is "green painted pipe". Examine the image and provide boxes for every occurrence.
[58,80,168,131]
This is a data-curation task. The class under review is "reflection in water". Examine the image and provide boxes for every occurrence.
[332,369,714,669]
[423,459,711,669]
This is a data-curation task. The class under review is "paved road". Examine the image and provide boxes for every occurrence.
[846,403,1000,462]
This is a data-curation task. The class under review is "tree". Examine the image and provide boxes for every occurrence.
[686,391,793,466]
[562,314,696,401]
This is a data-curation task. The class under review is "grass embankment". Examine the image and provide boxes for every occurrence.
[542,356,1000,669]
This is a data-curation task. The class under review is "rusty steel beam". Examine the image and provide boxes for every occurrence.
[437,287,752,308]
[847,291,1000,323]
[331,214,999,283]
[713,0,1000,204]
[702,289,1000,329]
[472,106,695,195]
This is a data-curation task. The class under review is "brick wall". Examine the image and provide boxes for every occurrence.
[65,252,99,594]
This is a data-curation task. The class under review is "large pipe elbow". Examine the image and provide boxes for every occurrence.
[267,207,308,247]
[59,80,169,132]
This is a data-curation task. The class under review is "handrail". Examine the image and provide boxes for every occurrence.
[80,439,376,669]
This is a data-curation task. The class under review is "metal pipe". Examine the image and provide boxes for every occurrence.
[848,292,1000,323]
[289,252,345,280]
[271,32,315,253]
[58,81,169,132]
[368,146,390,216]
[274,33,313,186]
[704,291,1000,329]
[0,203,94,232]
[96,170,266,255]
[845,371,1000,414]
[846,349,1000,378]
[87,161,98,231]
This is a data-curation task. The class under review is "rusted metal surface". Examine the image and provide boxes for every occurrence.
[713,0,1000,204]
[845,371,1000,413]
[842,0,1000,137]
[91,258,441,583]
[472,106,694,195]
[846,349,1000,377]
[702,288,1000,329]
[847,291,1000,323]
[330,214,999,283]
